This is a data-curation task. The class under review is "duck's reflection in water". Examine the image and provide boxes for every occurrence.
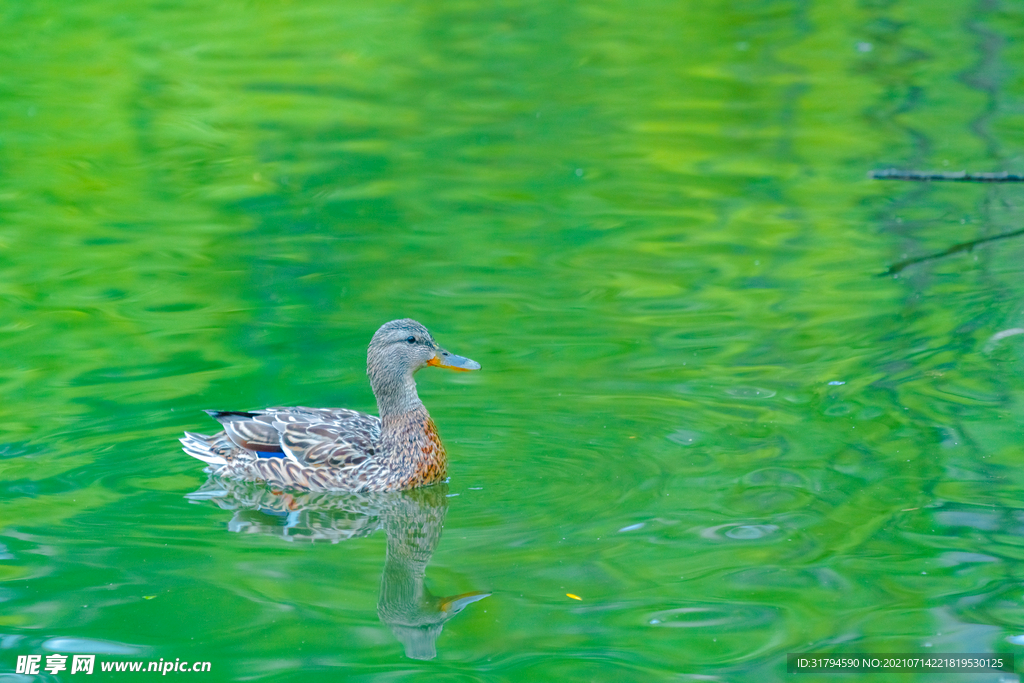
[187,480,488,660]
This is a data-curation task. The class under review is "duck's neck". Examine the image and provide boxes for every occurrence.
[371,372,447,487]
[372,370,423,417]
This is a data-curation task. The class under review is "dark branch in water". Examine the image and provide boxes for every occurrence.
[882,227,1024,276]
[870,169,1024,182]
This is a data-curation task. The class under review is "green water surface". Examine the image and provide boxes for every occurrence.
[2,0,1024,681]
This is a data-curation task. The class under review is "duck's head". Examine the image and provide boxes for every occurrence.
[368,319,481,381]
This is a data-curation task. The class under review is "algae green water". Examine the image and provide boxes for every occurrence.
[2,0,1024,681]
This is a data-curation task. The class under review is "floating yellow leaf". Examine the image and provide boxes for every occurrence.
[566,593,582,601]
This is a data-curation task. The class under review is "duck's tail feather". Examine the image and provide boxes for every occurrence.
[180,431,231,465]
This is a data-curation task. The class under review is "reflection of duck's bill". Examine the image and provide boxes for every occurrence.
[427,352,482,372]
[439,591,491,613]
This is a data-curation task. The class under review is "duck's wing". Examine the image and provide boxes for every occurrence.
[259,407,381,469]
[205,410,285,454]
[203,407,381,476]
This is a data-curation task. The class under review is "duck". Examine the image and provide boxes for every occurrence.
[180,319,480,492]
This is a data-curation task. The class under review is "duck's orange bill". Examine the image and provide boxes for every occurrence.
[427,352,481,372]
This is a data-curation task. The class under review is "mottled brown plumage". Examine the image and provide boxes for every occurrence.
[180,319,480,492]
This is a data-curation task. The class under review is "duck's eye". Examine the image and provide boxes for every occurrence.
[406,336,416,344]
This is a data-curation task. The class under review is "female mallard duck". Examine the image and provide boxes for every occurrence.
[180,319,480,492]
